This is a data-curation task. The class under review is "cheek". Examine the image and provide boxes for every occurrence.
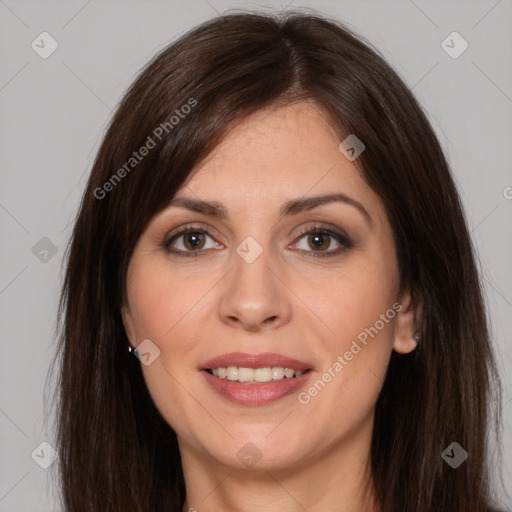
[305,244,398,405]
[125,258,212,409]
[126,257,205,343]
[298,282,397,439]
[316,250,398,351]
[125,259,208,432]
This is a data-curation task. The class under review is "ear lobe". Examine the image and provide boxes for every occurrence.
[393,288,422,354]
[121,306,137,349]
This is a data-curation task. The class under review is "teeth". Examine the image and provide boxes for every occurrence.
[272,367,284,380]
[284,367,294,378]
[226,366,239,381]
[238,367,254,382]
[255,367,272,382]
[207,366,306,383]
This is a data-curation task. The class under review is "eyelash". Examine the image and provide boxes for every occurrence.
[161,223,353,258]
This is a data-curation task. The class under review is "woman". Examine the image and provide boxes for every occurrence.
[53,10,507,512]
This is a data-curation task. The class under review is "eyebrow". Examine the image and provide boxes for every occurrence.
[166,193,373,228]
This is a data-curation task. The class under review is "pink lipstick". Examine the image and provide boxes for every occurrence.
[199,352,314,406]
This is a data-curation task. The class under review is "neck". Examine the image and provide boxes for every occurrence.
[179,416,380,512]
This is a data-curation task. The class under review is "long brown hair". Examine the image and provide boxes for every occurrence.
[49,9,506,511]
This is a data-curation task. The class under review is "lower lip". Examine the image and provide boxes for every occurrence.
[201,370,313,406]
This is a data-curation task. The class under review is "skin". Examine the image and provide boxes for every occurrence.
[122,100,421,512]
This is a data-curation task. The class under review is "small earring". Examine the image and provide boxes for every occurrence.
[413,332,421,344]
[128,345,134,353]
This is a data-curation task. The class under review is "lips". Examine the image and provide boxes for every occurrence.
[201,369,312,406]
[199,352,313,372]
[199,352,314,406]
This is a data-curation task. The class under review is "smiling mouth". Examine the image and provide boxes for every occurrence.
[204,366,311,384]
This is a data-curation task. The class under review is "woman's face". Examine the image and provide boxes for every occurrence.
[122,100,418,475]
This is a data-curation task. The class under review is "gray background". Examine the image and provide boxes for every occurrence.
[0,0,511,510]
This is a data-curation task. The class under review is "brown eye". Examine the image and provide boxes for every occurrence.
[181,231,206,251]
[163,223,352,258]
[305,233,332,252]
[163,227,222,257]
[292,224,353,258]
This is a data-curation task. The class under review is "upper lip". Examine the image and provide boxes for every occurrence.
[200,352,313,371]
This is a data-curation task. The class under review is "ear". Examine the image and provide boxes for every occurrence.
[121,305,137,350]
[393,287,422,354]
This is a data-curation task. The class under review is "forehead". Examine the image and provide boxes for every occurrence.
[173,101,386,225]
[189,102,341,172]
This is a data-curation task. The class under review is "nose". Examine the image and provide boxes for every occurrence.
[218,245,292,332]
